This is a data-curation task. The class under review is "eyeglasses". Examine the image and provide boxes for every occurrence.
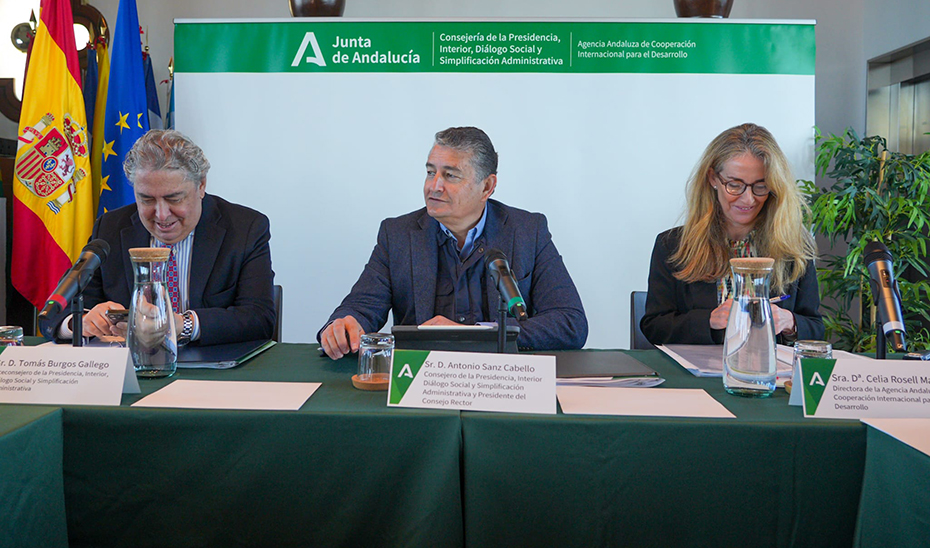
[715,174,771,197]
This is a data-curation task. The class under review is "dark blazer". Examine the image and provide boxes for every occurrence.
[320,199,588,350]
[55,193,275,346]
[641,227,824,345]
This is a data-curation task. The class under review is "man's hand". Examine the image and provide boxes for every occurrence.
[420,315,465,327]
[131,300,171,348]
[320,315,365,359]
[83,301,126,338]
[709,299,732,330]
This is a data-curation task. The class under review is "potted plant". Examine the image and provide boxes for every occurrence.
[800,127,930,352]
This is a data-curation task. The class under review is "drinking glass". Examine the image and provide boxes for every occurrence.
[0,326,24,346]
[793,340,833,371]
[353,333,394,391]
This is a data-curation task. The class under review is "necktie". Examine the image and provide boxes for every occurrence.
[166,244,181,314]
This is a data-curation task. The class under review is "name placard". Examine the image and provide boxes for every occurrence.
[800,358,930,418]
[0,346,139,406]
[388,350,556,414]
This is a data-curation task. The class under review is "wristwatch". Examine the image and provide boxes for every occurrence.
[178,311,194,346]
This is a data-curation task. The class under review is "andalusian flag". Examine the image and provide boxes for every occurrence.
[12,0,94,309]
[98,0,148,215]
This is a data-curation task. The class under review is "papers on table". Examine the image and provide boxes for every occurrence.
[131,380,320,411]
[862,418,930,457]
[775,345,868,367]
[557,386,734,418]
[658,344,794,384]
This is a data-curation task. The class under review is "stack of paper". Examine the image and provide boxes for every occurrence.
[658,344,793,383]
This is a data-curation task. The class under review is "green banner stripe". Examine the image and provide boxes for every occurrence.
[175,21,814,75]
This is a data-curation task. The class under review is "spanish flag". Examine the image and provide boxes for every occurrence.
[12,0,94,310]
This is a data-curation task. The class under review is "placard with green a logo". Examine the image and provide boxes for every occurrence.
[388,350,556,414]
[0,346,139,405]
[800,358,930,419]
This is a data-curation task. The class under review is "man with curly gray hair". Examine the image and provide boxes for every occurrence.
[54,129,275,346]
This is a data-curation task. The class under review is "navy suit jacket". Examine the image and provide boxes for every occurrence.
[54,193,275,346]
[321,199,588,350]
[641,227,824,345]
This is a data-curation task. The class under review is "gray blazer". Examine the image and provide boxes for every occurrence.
[321,199,588,350]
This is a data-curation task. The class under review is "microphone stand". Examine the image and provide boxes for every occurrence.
[875,323,886,360]
[71,293,84,347]
[497,299,507,354]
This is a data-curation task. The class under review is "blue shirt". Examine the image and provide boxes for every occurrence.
[434,204,490,324]
[438,204,488,258]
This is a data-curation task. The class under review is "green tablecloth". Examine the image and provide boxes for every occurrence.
[0,344,895,548]
[62,343,464,548]
[462,349,867,548]
[855,426,930,548]
[0,405,68,548]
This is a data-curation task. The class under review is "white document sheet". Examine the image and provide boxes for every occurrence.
[557,386,735,419]
[658,344,795,387]
[131,380,321,411]
[862,418,930,457]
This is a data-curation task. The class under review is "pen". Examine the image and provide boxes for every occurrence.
[769,295,790,303]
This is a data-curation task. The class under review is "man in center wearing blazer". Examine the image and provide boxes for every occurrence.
[318,126,587,359]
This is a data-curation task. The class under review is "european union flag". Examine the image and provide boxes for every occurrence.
[99,0,148,215]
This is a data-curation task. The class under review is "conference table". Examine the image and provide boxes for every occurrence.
[0,342,920,548]
[855,424,930,548]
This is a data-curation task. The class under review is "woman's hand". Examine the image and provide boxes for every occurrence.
[772,305,796,335]
[709,299,732,330]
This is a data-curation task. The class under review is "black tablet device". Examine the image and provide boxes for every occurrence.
[391,325,520,354]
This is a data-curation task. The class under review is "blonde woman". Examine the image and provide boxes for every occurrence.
[641,123,824,345]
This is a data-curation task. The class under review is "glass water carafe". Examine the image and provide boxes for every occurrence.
[723,257,777,397]
[128,247,178,378]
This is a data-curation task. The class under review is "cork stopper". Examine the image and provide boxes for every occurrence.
[129,247,171,263]
[729,257,775,273]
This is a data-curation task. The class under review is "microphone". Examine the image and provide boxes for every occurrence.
[864,240,907,352]
[37,239,111,320]
[485,248,528,321]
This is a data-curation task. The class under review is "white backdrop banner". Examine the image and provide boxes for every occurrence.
[173,19,815,348]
